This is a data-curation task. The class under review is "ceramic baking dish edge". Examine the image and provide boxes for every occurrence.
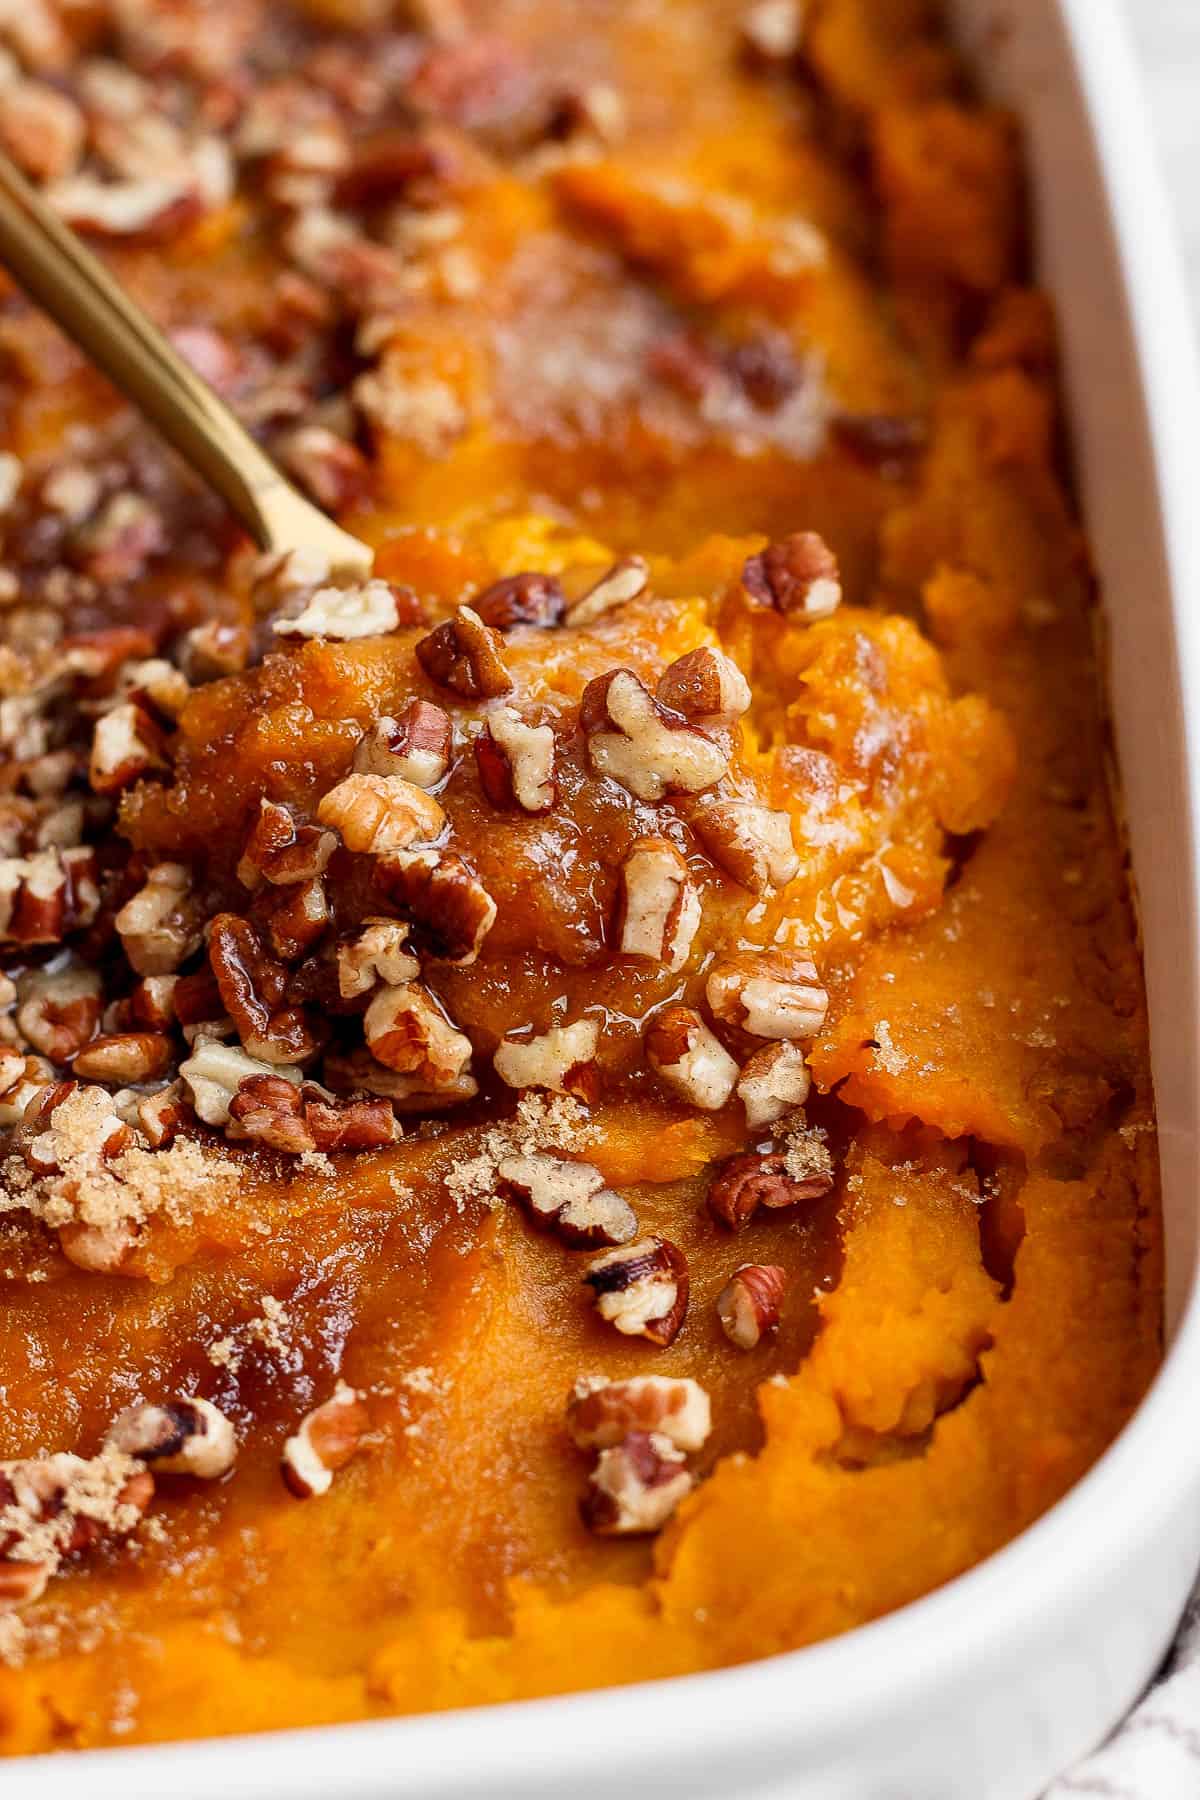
[11,2,1200,1795]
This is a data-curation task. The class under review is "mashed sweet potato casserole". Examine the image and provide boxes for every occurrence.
[0,0,1162,1753]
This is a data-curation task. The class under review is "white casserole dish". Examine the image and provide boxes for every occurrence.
[11,2,1200,1795]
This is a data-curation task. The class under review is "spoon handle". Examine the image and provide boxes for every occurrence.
[0,152,372,577]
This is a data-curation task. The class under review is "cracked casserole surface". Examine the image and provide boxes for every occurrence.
[0,0,1162,1751]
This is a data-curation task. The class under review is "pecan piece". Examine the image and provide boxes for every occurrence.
[472,573,565,630]
[474,706,556,812]
[180,1039,302,1127]
[227,1073,318,1153]
[16,967,101,1063]
[580,1431,692,1536]
[237,800,337,889]
[644,1006,738,1110]
[580,669,728,802]
[583,1236,689,1345]
[717,1263,788,1349]
[115,863,203,975]
[706,950,828,1039]
[740,0,804,62]
[736,1039,811,1127]
[0,1560,51,1609]
[375,849,495,963]
[274,579,403,642]
[707,1150,832,1229]
[255,877,330,962]
[656,647,750,722]
[208,914,320,1064]
[72,1031,172,1083]
[689,799,799,894]
[415,605,512,698]
[336,920,419,1000]
[353,701,452,789]
[88,701,169,795]
[276,426,370,513]
[106,1397,237,1479]
[617,838,701,972]
[0,849,97,945]
[363,982,473,1088]
[564,556,648,628]
[282,1383,368,1498]
[566,1375,711,1452]
[317,773,446,855]
[493,1018,599,1097]
[741,532,842,619]
[497,1152,635,1249]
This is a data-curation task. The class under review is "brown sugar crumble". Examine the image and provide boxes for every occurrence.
[0,0,1160,1756]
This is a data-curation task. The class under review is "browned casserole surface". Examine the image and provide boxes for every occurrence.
[0,0,1161,1750]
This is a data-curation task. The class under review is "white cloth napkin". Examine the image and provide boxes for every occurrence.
[1044,1584,1200,1797]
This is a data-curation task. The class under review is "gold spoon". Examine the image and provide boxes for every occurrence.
[0,150,374,579]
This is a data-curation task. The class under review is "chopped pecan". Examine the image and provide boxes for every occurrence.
[88,702,169,795]
[0,1559,51,1609]
[736,1039,811,1127]
[317,773,446,855]
[656,646,751,723]
[281,1383,369,1498]
[208,914,320,1064]
[707,1150,832,1229]
[133,1081,187,1148]
[322,1043,478,1111]
[564,556,648,628]
[353,702,452,789]
[415,605,513,699]
[72,1031,173,1083]
[741,532,842,619]
[228,1073,399,1154]
[16,967,101,1063]
[178,620,252,682]
[0,78,84,183]
[580,1432,693,1536]
[106,1397,237,1479]
[237,800,337,889]
[617,838,701,972]
[72,491,168,583]
[0,847,99,945]
[301,1087,400,1152]
[254,877,331,962]
[0,1055,54,1129]
[740,0,804,62]
[363,983,473,1088]
[498,1151,635,1248]
[493,1018,599,1097]
[472,573,566,630]
[475,706,556,812]
[706,950,828,1039]
[689,799,799,894]
[717,1263,788,1349]
[583,1236,689,1345]
[644,1006,738,1110]
[114,863,203,975]
[375,849,495,963]
[275,426,370,514]
[580,669,729,802]
[117,658,190,725]
[179,1038,302,1127]
[274,580,403,642]
[566,1375,711,1452]
[49,172,204,244]
[336,920,419,1000]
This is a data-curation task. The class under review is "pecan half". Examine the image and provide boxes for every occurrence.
[472,573,566,630]
[493,1018,599,1097]
[375,849,495,963]
[717,1263,788,1349]
[73,1031,173,1083]
[363,982,473,1088]
[583,1236,689,1345]
[281,1383,368,1498]
[564,556,648,628]
[415,605,512,698]
[106,1397,237,1479]
[353,701,452,789]
[736,1039,811,1127]
[580,1431,693,1536]
[237,799,337,889]
[644,1006,738,1110]
[617,838,701,972]
[317,772,446,855]
[498,1151,636,1249]
[336,920,420,1000]
[741,532,842,619]
[579,669,729,802]
[656,647,750,722]
[566,1374,711,1452]
[689,799,799,894]
[707,1150,832,1229]
[208,914,320,1063]
[115,863,203,975]
[475,706,556,812]
[706,950,828,1039]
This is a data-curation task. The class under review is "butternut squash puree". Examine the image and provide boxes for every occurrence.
[0,0,1160,1753]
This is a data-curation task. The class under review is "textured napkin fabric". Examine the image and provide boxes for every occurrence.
[1044,1584,1200,1797]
